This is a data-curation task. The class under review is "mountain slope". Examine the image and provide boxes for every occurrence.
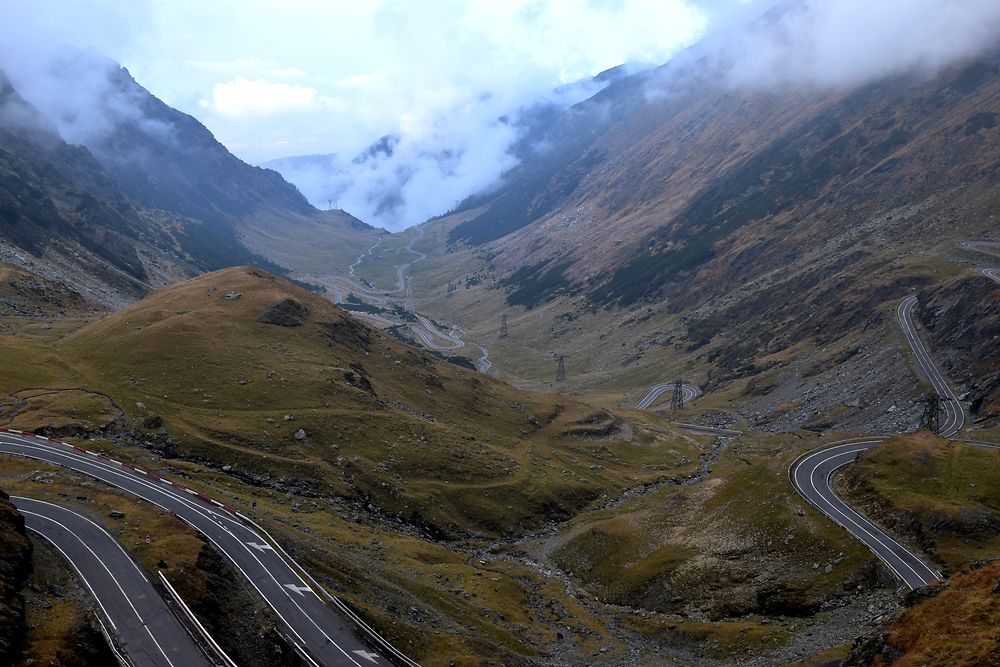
[0,53,377,307]
[450,55,1000,306]
[411,48,1000,433]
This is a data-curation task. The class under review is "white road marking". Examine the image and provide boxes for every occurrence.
[0,432,413,667]
[354,649,381,663]
[247,541,274,552]
[284,583,313,596]
[22,524,118,631]
[897,296,965,437]
[0,437,364,666]
[20,508,179,667]
[636,382,700,409]
[14,496,148,582]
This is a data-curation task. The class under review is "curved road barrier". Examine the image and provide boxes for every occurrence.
[13,496,212,667]
[0,430,419,667]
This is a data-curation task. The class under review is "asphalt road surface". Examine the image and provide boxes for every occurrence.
[0,431,416,667]
[412,314,465,350]
[788,440,942,589]
[787,294,972,590]
[896,295,965,437]
[13,495,212,667]
[959,240,1000,283]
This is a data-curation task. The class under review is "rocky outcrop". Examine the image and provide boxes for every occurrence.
[916,275,1000,424]
[257,298,310,327]
[0,489,32,664]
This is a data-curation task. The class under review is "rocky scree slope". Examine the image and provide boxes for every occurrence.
[0,489,31,665]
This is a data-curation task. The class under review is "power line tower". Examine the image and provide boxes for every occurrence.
[920,393,940,432]
[670,379,685,411]
[555,355,566,382]
[499,314,509,338]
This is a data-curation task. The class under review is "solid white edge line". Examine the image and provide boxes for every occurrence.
[791,440,943,587]
[22,509,181,667]
[159,571,239,667]
[18,509,162,632]
[796,445,920,587]
[22,523,119,632]
[13,496,148,582]
[0,436,367,667]
[810,449,933,586]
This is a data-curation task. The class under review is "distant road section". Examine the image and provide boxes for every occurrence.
[896,296,965,437]
[412,315,465,351]
[787,294,973,591]
[13,496,212,667]
[959,240,1000,283]
[636,382,701,410]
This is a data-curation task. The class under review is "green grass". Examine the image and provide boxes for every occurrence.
[550,431,872,621]
[352,230,421,290]
[0,266,727,664]
[841,433,1000,570]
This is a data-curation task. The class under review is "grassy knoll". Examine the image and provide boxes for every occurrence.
[497,431,881,663]
[838,433,1000,571]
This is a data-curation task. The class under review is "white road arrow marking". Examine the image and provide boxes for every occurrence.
[284,584,312,596]
[246,541,274,552]
[353,650,380,663]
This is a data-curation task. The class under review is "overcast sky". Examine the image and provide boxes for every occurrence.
[3,1,999,229]
[1,0,749,164]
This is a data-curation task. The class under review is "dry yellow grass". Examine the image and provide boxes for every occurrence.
[873,561,1000,667]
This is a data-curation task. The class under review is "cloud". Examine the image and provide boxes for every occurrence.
[8,1,995,231]
[184,58,305,79]
[202,77,345,117]
[673,0,1000,91]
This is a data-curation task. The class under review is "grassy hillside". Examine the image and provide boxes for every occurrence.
[838,434,1000,572]
[851,561,1000,667]
[54,267,704,539]
[391,52,1000,439]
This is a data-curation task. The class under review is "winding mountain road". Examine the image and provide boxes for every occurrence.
[896,296,964,438]
[635,382,701,410]
[787,294,969,590]
[640,292,975,591]
[14,495,212,667]
[333,227,476,356]
[960,240,1000,284]
[0,431,418,667]
[788,441,942,589]
[412,314,465,351]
